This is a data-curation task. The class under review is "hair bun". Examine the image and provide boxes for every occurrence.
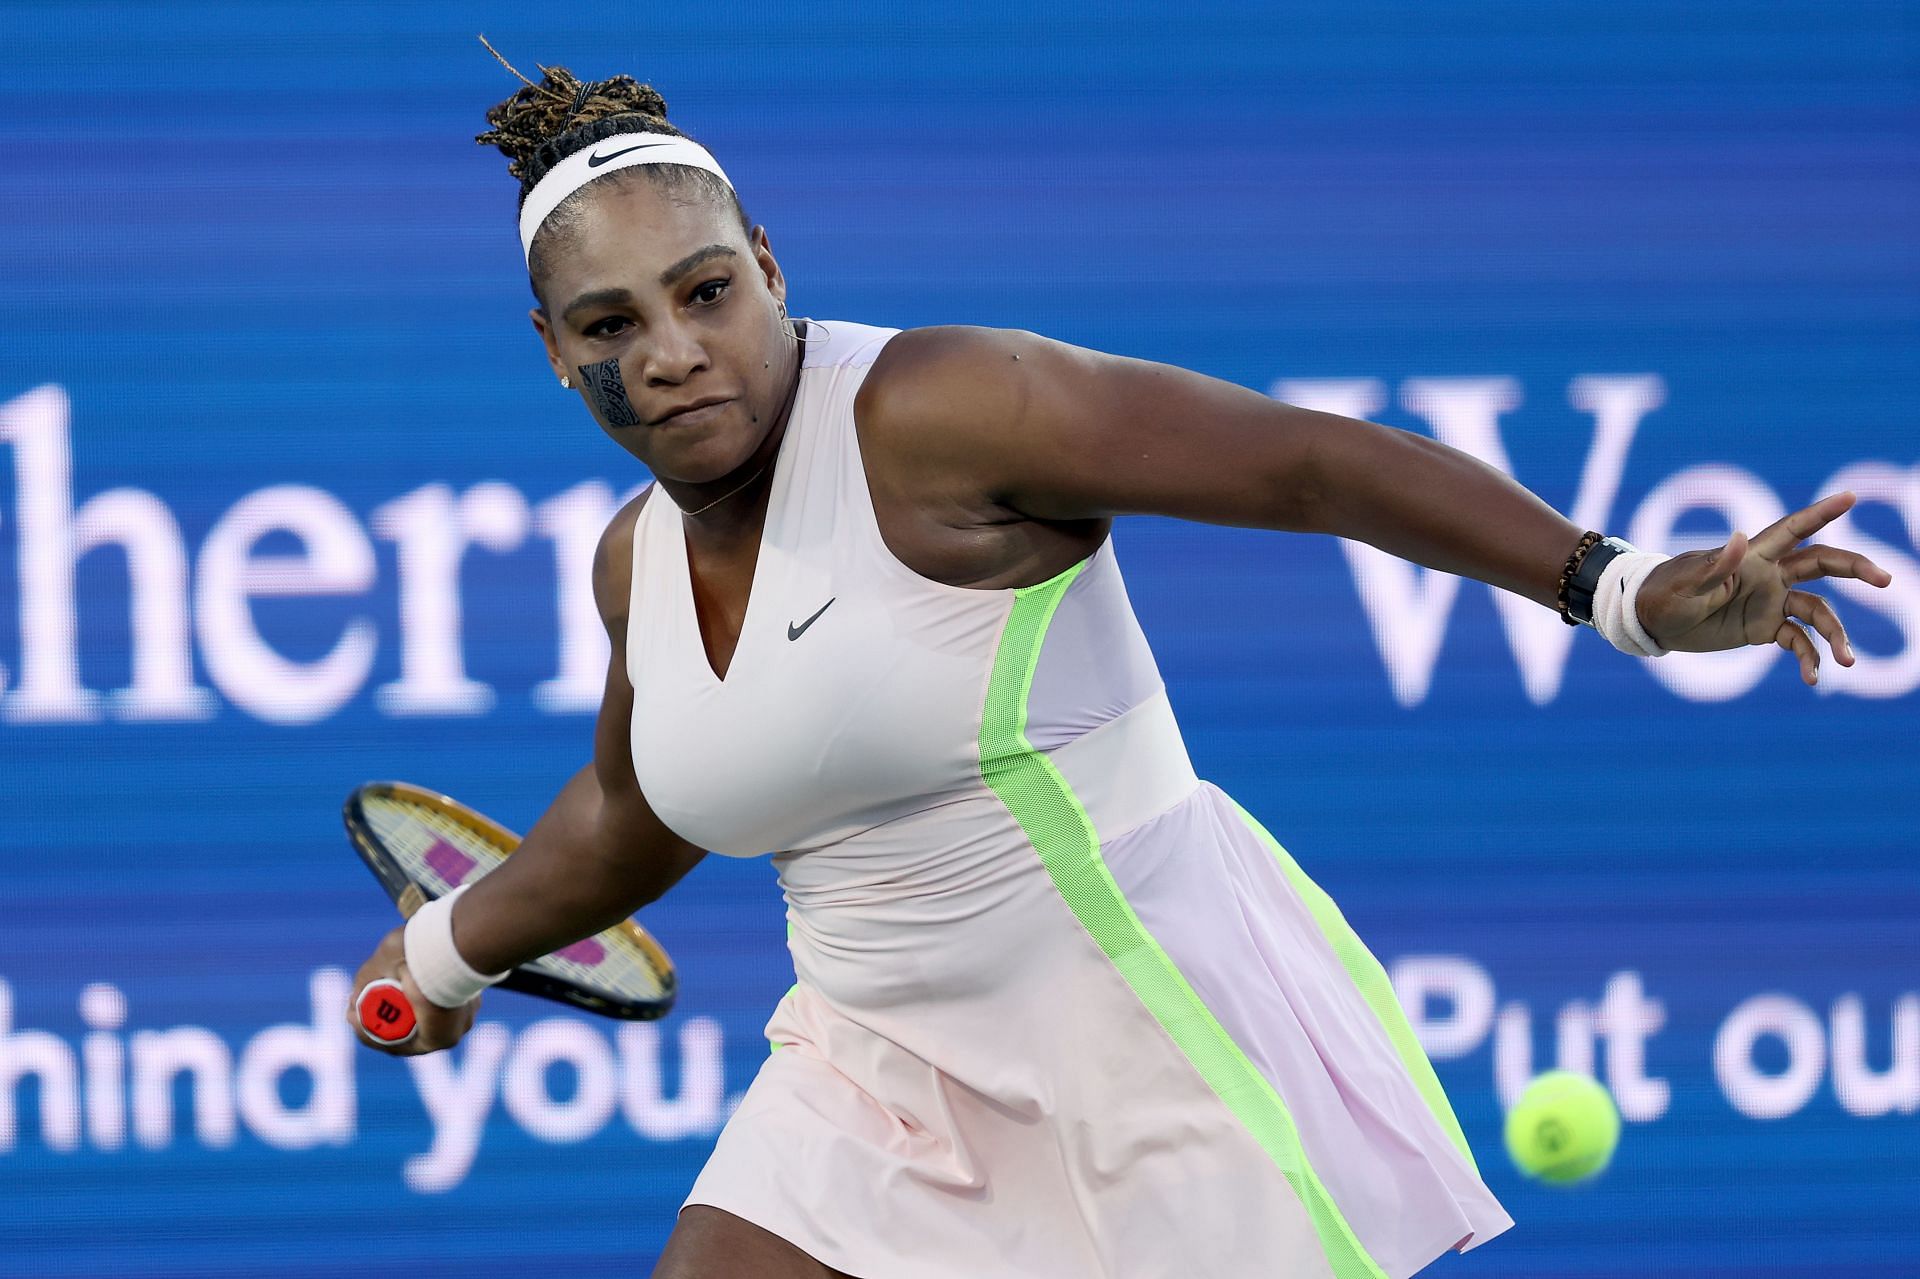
[474,37,671,188]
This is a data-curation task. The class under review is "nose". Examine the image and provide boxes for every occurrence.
[640,316,711,387]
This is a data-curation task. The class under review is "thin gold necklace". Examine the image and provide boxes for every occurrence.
[683,457,772,517]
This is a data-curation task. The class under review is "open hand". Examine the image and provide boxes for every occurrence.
[1634,491,1894,685]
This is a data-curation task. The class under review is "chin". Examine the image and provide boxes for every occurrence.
[645,417,765,483]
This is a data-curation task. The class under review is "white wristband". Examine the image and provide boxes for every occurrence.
[403,883,510,1010]
[1591,547,1672,658]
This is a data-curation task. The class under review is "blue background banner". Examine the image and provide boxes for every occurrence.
[2,4,1915,1276]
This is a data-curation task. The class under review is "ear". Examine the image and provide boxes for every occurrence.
[749,225,786,307]
[529,307,569,384]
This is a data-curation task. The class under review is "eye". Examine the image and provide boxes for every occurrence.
[692,277,730,305]
[584,315,630,338]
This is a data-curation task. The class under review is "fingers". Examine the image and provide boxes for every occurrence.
[1748,490,1857,560]
[346,952,471,1056]
[1784,588,1853,666]
[351,1002,454,1056]
[1690,531,1748,598]
[1775,619,1820,686]
[1778,543,1895,588]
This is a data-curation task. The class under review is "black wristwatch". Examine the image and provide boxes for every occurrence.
[1562,535,1635,626]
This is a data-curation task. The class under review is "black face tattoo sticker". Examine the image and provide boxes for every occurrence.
[575,356,644,428]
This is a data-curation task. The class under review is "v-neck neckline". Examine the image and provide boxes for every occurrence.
[665,388,804,690]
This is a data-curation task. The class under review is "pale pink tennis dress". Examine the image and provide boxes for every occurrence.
[625,320,1514,1278]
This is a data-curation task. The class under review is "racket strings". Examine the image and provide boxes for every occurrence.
[364,794,673,1002]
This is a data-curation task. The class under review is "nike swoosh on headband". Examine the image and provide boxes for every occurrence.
[586,141,674,168]
[521,134,734,265]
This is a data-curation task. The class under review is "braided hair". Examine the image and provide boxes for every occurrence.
[472,35,751,305]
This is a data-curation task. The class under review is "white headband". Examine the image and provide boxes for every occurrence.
[517,131,734,265]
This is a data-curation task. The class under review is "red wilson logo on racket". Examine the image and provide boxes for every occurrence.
[355,978,418,1045]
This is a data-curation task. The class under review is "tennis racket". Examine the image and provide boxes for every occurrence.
[344,780,677,1045]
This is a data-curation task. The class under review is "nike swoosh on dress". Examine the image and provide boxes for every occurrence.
[788,598,836,641]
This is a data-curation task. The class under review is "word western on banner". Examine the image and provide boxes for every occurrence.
[1275,374,1919,706]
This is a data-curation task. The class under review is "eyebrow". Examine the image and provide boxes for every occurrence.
[560,244,741,323]
[659,244,738,287]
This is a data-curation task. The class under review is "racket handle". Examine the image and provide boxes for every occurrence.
[355,978,419,1046]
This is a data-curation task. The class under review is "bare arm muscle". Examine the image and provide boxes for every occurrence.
[862,325,1585,610]
[449,486,706,975]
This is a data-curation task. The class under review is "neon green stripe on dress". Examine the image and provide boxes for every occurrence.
[978,560,1387,1279]
[1227,798,1478,1172]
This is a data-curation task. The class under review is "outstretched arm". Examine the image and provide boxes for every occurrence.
[864,324,1587,606]
[862,325,1891,682]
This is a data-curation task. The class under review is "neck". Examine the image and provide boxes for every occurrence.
[666,325,806,541]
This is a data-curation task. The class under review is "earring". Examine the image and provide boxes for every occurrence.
[561,375,572,389]
[776,299,827,345]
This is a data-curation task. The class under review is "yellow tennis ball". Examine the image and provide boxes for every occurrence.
[1503,1070,1621,1185]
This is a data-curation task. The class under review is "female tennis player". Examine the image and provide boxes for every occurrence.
[348,50,1892,1279]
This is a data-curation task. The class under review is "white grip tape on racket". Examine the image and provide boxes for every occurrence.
[404,883,511,1010]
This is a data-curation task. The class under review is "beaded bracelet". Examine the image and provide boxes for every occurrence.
[1555,530,1605,626]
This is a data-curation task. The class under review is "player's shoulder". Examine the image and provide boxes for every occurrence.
[866,324,1038,389]
[860,324,1047,433]
[591,484,655,631]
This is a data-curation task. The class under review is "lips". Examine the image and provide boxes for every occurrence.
[650,396,734,426]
